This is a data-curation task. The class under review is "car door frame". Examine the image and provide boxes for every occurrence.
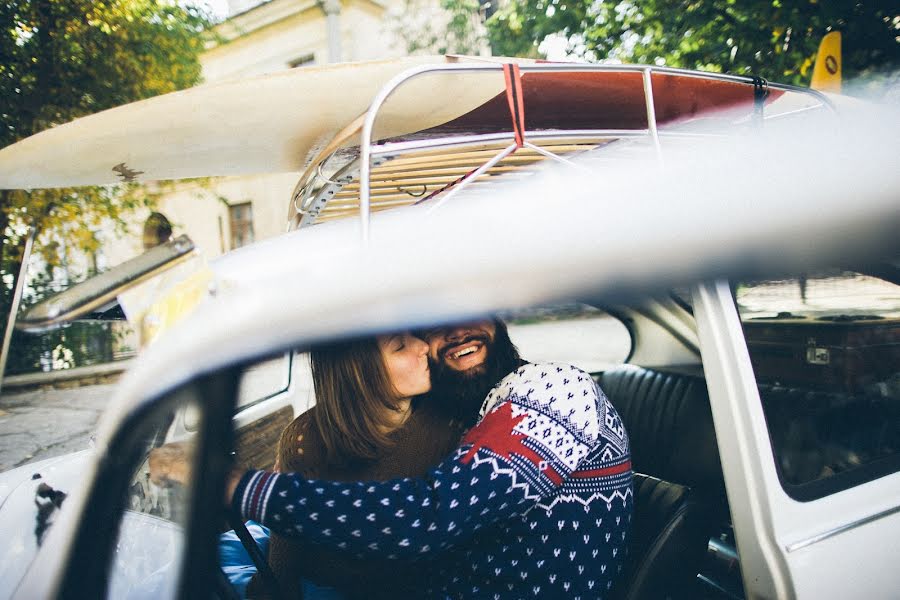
[693,279,900,600]
[12,370,240,600]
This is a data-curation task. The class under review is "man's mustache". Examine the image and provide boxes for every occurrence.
[438,334,491,361]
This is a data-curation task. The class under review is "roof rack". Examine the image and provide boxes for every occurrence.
[290,62,835,241]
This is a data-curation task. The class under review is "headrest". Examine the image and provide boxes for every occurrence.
[599,365,724,492]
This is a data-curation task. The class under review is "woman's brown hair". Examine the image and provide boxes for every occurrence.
[309,337,405,465]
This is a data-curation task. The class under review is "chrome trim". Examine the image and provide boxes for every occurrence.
[785,503,900,553]
[642,68,661,157]
[759,103,830,121]
[370,130,648,156]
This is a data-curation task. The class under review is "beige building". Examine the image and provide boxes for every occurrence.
[141,0,442,262]
[77,0,429,364]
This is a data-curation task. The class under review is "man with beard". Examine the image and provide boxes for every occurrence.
[156,319,634,598]
[421,319,527,430]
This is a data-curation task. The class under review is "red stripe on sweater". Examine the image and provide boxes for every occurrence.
[570,460,632,479]
[542,465,564,486]
[250,472,272,516]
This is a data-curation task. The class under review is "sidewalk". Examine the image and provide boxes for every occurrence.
[0,383,113,472]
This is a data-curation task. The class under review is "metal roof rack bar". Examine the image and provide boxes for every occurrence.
[642,68,662,158]
[425,142,518,213]
[521,141,584,169]
[371,130,648,157]
[358,62,836,241]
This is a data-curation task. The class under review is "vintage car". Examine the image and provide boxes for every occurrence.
[0,56,897,599]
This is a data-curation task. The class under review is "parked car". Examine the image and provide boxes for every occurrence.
[0,56,898,599]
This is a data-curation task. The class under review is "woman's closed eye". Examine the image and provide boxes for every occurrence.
[391,335,406,352]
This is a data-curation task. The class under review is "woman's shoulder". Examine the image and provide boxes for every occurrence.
[277,408,323,474]
[403,399,469,458]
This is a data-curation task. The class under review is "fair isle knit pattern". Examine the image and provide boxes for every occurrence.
[236,362,633,599]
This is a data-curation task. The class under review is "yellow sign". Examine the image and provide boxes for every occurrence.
[811,32,841,93]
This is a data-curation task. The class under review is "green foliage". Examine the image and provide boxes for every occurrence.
[1,0,211,147]
[486,1,899,86]
[0,0,211,372]
[393,0,490,56]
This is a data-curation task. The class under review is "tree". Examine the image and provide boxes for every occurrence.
[0,0,212,373]
[392,0,491,56]
[486,1,899,86]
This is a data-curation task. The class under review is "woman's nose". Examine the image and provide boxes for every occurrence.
[412,336,430,355]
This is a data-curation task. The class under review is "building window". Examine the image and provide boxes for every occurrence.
[288,53,316,69]
[143,212,173,250]
[229,202,255,249]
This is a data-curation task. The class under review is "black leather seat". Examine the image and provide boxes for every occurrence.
[598,365,728,600]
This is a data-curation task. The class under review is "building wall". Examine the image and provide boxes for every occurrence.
[12,0,434,373]
[154,0,413,261]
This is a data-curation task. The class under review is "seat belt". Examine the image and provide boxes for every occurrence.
[228,512,289,599]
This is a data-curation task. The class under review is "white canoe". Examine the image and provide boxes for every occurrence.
[0,55,844,193]
[0,55,508,189]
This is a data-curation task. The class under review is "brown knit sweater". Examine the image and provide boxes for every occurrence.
[246,398,467,599]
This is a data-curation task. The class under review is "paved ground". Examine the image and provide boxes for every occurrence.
[0,384,114,472]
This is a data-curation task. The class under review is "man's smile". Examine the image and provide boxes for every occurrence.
[449,343,479,359]
[440,337,489,371]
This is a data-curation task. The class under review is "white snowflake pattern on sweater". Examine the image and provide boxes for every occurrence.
[236,362,633,599]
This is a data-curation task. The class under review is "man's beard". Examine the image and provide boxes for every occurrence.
[429,321,522,428]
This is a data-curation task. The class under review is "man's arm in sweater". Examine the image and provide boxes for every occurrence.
[234,363,631,559]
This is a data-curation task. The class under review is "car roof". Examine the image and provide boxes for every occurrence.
[91,104,900,445]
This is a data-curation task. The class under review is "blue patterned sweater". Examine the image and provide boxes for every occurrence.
[235,362,633,599]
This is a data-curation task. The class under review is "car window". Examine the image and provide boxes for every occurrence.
[735,270,900,500]
[105,398,197,599]
[236,353,292,411]
[505,303,631,372]
[180,353,293,434]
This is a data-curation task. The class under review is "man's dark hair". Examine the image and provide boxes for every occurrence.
[429,319,523,428]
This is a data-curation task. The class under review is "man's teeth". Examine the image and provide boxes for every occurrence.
[451,347,477,359]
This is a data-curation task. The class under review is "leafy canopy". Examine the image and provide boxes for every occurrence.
[0,0,212,373]
[0,0,211,269]
[393,0,491,56]
[486,1,899,86]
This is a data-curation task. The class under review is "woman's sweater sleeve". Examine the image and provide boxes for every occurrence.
[234,363,615,559]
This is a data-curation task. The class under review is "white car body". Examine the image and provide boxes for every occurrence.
[0,58,897,599]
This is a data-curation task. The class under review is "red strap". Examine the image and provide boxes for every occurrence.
[503,63,526,148]
[415,64,525,205]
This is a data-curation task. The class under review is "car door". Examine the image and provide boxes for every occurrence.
[209,351,313,472]
[693,270,900,599]
[12,368,240,599]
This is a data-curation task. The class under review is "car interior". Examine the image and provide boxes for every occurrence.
[108,268,897,600]
[598,269,899,600]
